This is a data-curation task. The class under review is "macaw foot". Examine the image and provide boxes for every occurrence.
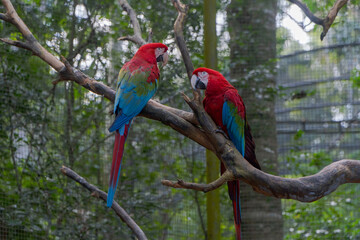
[214,127,229,140]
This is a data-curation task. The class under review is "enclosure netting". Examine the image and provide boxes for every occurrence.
[277,7,360,240]
[1,3,360,240]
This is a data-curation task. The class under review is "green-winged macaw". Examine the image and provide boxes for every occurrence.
[191,67,261,240]
[107,43,168,207]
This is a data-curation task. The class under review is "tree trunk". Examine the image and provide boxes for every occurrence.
[227,0,283,239]
[204,0,220,239]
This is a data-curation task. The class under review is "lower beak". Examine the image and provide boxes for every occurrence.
[162,52,169,67]
[195,78,206,89]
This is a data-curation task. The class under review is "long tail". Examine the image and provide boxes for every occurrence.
[107,123,130,207]
[228,180,241,240]
[221,163,241,240]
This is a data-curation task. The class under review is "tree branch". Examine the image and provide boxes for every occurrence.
[171,0,203,109]
[163,159,360,202]
[0,0,63,71]
[0,38,32,51]
[161,170,233,192]
[322,0,348,40]
[0,0,209,150]
[2,0,359,206]
[288,0,348,40]
[162,91,360,202]
[60,166,148,240]
[172,0,194,80]
[118,0,146,46]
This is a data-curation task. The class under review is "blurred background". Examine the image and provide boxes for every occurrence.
[0,0,359,239]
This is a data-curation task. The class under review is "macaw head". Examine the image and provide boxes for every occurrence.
[191,67,231,94]
[135,43,169,67]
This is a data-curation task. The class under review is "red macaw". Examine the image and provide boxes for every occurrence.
[191,67,261,240]
[107,43,168,207]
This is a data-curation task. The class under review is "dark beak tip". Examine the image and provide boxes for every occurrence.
[195,78,206,90]
[156,55,163,63]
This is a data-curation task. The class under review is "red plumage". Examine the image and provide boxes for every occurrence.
[193,67,261,240]
[107,43,168,207]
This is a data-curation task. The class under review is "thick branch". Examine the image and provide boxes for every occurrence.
[163,159,360,202]
[60,166,147,240]
[322,0,348,40]
[164,92,360,202]
[0,0,63,70]
[288,0,348,40]
[118,0,146,46]
[0,0,209,150]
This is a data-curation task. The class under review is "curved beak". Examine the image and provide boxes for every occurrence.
[162,52,169,67]
[195,78,206,89]
[191,74,206,90]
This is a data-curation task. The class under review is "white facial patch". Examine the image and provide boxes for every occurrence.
[198,71,209,87]
[191,74,198,89]
[155,48,165,58]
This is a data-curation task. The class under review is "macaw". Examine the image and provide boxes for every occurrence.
[107,43,168,207]
[191,67,261,240]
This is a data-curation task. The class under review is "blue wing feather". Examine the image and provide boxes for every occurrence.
[109,69,157,133]
[222,101,245,156]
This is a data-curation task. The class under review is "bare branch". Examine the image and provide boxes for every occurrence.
[280,9,312,31]
[172,0,202,105]
[167,91,360,202]
[146,28,153,43]
[2,0,359,207]
[288,0,323,25]
[117,35,145,46]
[1,0,63,70]
[0,0,209,150]
[322,0,348,40]
[162,170,233,192]
[0,12,9,21]
[118,0,146,46]
[172,0,194,80]
[0,38,32,51]
[164,159,360,202]
[60,166,148,240]
[171,0,360,204]
[288,0,348,40]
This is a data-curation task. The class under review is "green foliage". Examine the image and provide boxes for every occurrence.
[282,150,360,239]
[1,0,209,239]
[1,0,359,239]
[350,67,360,88]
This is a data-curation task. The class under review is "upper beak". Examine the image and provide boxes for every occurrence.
[162,52,169,67]
[195,78,206,89]
[191,74,206,90]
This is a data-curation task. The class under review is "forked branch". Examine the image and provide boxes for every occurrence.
[1,0,360,205]
[0,0,209,150]
[163,0,360,203]
[288,0,348,40]
[118,0,146,46]
[162,158,360,202]
[61,166,147,240]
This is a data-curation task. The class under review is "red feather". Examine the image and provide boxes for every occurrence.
[197,67,261,240]
[107,124,130,207]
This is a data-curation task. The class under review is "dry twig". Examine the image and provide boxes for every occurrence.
[61,166,147,240]
[288,0,348,40]
[1,0,359,206]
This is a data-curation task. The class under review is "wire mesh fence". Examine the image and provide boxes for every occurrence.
[1,1,360,240]
[277,8,360,239]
